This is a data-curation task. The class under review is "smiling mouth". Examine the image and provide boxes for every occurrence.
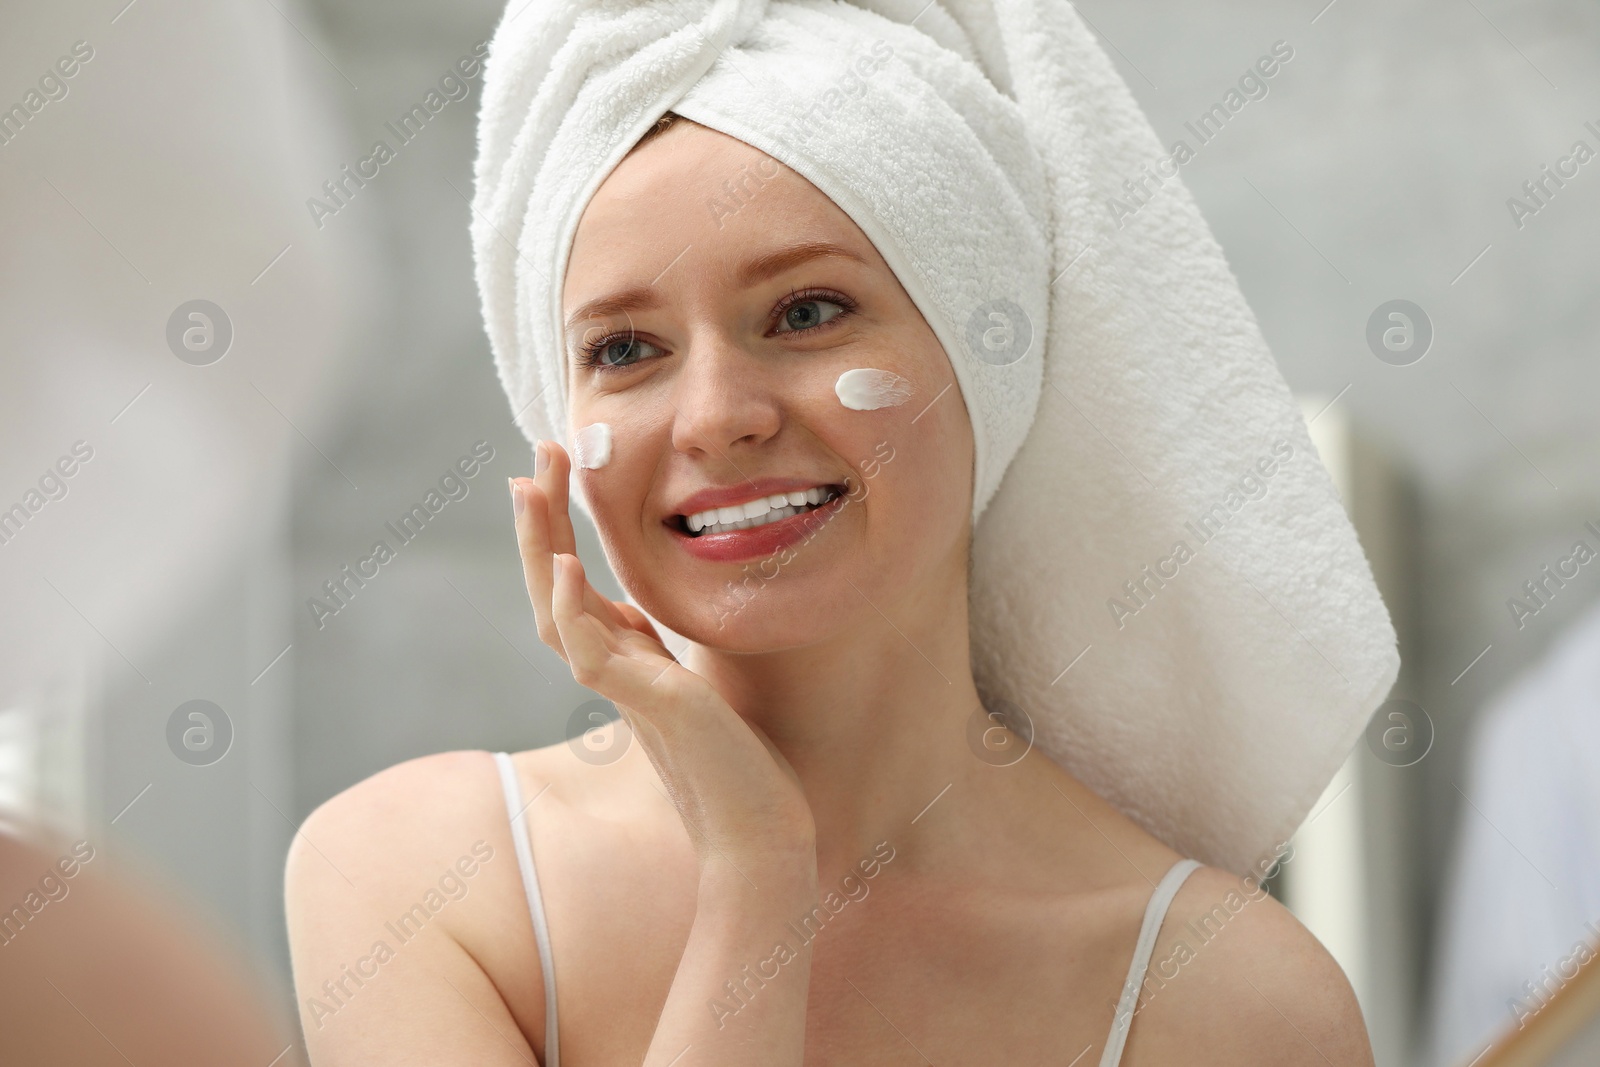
[672,484,848,537]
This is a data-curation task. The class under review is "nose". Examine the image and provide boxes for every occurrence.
[668,329,782,460]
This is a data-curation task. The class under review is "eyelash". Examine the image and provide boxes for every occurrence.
[574,288,858,371]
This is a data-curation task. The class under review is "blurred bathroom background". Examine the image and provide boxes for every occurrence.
[2,1,1596,1064]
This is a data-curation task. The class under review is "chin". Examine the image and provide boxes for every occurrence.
[617,553,864,656]
[690,601,837,654]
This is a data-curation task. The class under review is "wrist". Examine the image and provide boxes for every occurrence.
[697,844,817,906]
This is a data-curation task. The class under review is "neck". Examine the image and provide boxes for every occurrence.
[681,556,988,880]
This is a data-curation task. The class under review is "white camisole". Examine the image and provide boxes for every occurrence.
[493,751,1200,1067]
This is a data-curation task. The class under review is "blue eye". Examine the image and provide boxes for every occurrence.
[574,288,856,372]
[578,335,663,370]
[773,295,850,334]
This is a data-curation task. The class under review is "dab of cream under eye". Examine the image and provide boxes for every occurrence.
[573,423,613,469]
[835,368,913,411]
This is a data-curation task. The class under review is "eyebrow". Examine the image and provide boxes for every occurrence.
[563,240,868,331]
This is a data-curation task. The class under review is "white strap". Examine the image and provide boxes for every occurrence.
[1098,858,1202,1067]
[493,751,559,1067]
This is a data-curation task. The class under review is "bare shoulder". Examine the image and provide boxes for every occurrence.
[286,749,509,909]
[1122,864,1374,1067]
[505,722,701,957]
[284,749,551,1064]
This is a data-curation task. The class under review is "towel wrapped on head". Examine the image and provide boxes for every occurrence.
[471,0,1401,877]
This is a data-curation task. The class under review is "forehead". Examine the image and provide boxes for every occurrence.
[562,122,883,301]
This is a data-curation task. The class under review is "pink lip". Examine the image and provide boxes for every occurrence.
[667,491,850,563]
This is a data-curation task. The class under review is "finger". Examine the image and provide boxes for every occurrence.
[550,552,692,713]
[548,551,626,689]
[613,601,662,642]
[512,472,566,661]
[522,440,644,631]
[538,439,579,557]
[586,584,644,637]
[516,469,647,662]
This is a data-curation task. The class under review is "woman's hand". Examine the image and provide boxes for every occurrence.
[510,440,821,1066]
[509,440,816,877]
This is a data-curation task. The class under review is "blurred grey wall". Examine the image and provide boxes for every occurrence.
[1,0,366,1033]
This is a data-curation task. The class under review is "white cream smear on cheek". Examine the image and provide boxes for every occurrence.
[834,368,913,410]
[573,422,613,469]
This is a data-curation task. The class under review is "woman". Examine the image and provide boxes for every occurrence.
[287,2,1396,1064]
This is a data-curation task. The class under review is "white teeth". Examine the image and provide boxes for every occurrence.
[684,485,837,536]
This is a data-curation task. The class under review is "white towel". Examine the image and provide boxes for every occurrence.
[471,0,1400,877]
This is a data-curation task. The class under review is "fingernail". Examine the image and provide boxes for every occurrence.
[509,477,525,519]
[534,441,548,477]
[552,553,563,582]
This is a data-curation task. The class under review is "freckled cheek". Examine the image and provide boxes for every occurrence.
[576,474,656,556]
[569,410,667,532]
[842,390,965,522]
[801,408,884,490]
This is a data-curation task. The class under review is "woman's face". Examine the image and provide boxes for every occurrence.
[561,119,974,652]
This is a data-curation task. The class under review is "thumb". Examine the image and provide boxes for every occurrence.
[613,601,662,643]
